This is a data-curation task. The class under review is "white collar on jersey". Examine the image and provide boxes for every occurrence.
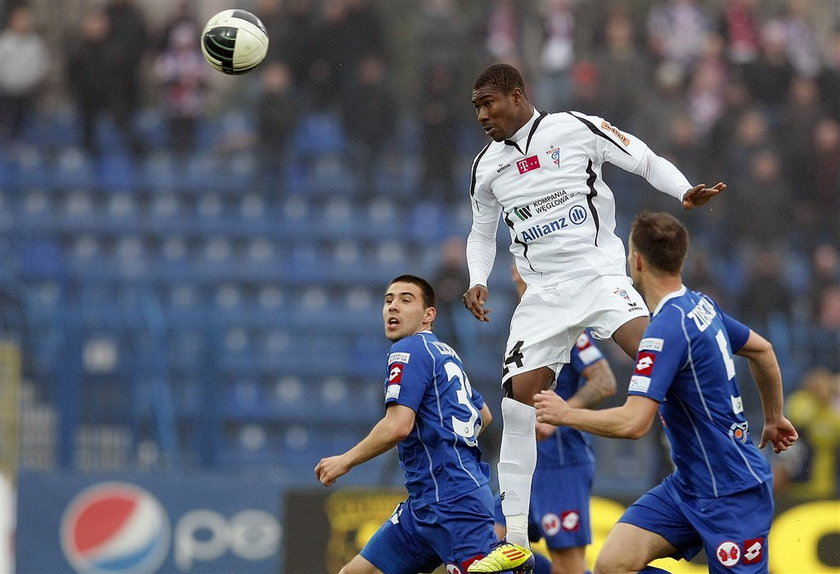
[505,108,540,145]
[652,285,687,317]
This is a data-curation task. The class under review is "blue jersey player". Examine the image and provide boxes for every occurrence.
[534,212,798,574]
[315,275,533,574]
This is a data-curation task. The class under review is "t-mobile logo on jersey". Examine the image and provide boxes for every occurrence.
[516,155,541,174]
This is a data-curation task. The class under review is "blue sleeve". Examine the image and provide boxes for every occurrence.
[471,385,485,411]
[384,337,431,411]
[721,311,751,353]
[628,313,687,402]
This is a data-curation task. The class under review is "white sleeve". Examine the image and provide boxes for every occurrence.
[584,112,692,202]
[466,224,497,288]
[632,146,692,202]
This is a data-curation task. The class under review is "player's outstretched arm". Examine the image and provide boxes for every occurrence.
[734,330,798,453]
[315,404,415,486]
[463,284,492,322]
[682,182,726,210]
[534,391,659,440]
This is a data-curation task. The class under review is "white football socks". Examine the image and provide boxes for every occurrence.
[497,396,537,548]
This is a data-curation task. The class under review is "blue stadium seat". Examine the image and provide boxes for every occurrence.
[293,113,347,155]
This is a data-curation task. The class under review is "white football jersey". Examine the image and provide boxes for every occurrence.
[467,109,691,288]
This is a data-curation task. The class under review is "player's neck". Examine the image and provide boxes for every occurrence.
[643,275,683,313]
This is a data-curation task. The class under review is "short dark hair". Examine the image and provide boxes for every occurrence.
[473,63,526,97]
[630,211,689,274]
[388,274,436,309]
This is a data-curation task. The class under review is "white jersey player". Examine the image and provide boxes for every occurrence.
[464,63,725,572]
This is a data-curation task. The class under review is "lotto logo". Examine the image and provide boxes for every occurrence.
[743,538,764,564]
[561,510,580,531]
[716,541,740,567]
[634,353,656,376]
[388,364,404,383]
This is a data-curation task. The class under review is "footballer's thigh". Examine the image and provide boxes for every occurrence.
[340,554,381,574]
[594,522,676,574]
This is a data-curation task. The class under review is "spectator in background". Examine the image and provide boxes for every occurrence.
[646,0,711,72]
[808,118,840,243]
[635,62,687,153]
[817,31,840,121]
[274,0,318,88]
[66,7,146,159]
[153,19,209,161]
[594,12,650,127]
[103,0,147,156]
[419,63,461,203]
[718,0,762,71]
[341,53,397,196]
[780,75,827,187]
[810,283,840,371]
[771,0,823,79]
[254,61,299,196]
[685,33,728,139]
[484,0,521,63]
[431,237,477,361]
[0,3,48,146]
[738,246,793,339]
[532,0,575,113]
[735,149,791,245]
[744,20,794,124]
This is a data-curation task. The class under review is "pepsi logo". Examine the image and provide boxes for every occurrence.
[61,482,170,573]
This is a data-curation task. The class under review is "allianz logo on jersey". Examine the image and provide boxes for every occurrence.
[520,205,588,242]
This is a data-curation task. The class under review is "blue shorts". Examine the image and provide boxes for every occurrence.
[361,486,498,574]
[494,463,593,550]
[620,475,774,573]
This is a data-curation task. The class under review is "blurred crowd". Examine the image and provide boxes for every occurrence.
[0,0,838,493]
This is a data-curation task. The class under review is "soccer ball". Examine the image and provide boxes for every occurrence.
[201,9,269,75]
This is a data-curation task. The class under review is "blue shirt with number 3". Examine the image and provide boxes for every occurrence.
[384,331,491,507]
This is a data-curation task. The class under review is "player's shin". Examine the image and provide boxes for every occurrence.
[497,397,537,548]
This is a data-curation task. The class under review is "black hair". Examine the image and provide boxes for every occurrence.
[388,274,436,309]
[473,63,527,98]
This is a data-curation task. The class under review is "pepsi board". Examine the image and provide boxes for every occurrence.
[16,471,286,573]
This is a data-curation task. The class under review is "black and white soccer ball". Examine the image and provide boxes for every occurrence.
[201,9,269,75]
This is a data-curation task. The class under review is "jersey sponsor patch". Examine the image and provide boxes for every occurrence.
[634,352,656,376]
[516,155,541,174]
[600,120,630,146]
[629,375,650,393]
[742,538,764,565]
[388,352,410,364]
[716,541,740,567]
[731,395,744,414]
[639,337,664,352]
[386,383,401,400]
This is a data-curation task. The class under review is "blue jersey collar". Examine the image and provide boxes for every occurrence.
[652,285,686,317]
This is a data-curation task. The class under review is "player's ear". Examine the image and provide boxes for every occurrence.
[631,251,643,272]
[425,306,436,325]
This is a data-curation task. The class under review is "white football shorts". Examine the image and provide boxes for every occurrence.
[500,274,648,384]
